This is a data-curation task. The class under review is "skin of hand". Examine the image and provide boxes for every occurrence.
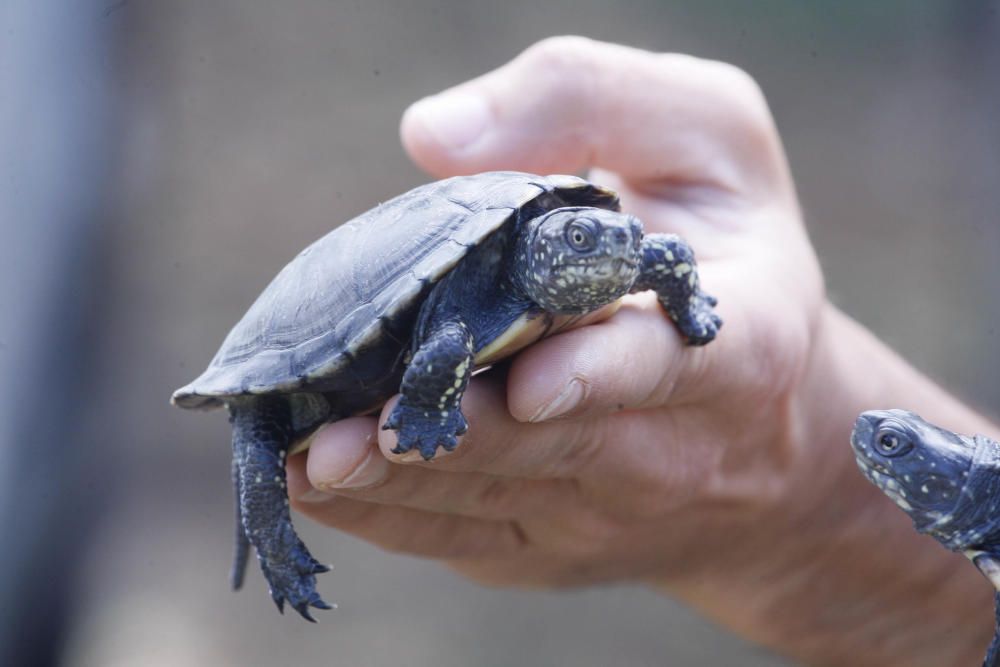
[286,36,995,666]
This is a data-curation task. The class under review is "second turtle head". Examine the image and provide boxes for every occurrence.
[851,409,977,527]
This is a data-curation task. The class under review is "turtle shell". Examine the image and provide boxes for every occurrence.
[172,171,619,410]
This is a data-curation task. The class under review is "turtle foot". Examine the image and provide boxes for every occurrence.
[671,291,722,346]
[384,401,468,460]
[260,546,333,622]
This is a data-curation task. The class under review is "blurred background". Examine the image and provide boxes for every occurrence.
[2,1,998,665]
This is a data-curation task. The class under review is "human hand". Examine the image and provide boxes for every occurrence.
[290,33,820,594]
[287,37,988,665]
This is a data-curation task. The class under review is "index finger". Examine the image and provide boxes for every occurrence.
[400,36,788,203]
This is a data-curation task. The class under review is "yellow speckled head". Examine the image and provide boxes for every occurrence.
[516,207,642,314]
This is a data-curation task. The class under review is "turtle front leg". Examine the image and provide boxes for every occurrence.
[229,396,331,621]
[632,233,722,345]
[384,320,474,460]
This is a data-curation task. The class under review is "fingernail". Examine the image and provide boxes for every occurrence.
[298,488,337,504]
[530,378,588,422]
[324,446,389,489]
[397,451,425,463]
[407,92,491,151]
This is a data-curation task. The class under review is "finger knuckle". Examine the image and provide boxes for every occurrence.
[473,477,520,518]
[553,511,624,559]
[705,61,776,144]
[575,512,623,547]
[661,54,775,145]
[438,522,519,559]
[550,421,606,477]
[618,483,678,521]
[521,35,598,72]
[516,37,601,106]
[380,515,450,556]
[710,62,767,108]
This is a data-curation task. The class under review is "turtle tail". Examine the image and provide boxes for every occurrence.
[230,454,251,590]
[229,396,332,621]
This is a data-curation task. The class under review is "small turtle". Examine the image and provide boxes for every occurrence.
[172,171,722,620]
[852,409,1000,667]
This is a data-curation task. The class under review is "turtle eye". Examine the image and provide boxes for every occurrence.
[875,427,912,457]
[566,220,597,252]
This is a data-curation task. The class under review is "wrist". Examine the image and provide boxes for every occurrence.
[655,303,993,665]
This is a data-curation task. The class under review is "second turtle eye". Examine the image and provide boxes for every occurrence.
[566,220,597,251]
[878,434,899,453]
[875,427,912,457]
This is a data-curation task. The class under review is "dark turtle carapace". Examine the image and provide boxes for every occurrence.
[852,410,1000,666]
[173,171,722,620]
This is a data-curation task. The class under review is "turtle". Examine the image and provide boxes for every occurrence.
[852,409,1000,667]
[172,171,722,620]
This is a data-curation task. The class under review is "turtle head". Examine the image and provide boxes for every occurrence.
[851,409,977,529]
[516,207,642,313]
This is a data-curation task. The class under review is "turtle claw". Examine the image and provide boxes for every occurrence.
[291,591,335,621]
[672,292,722,346]
[385,401,467,460]
[268,581,331,622]
[293,604,317,623]
[257,541,332,622]
[382,410,401,431]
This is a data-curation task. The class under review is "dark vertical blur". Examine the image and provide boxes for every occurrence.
[0,2,116,664]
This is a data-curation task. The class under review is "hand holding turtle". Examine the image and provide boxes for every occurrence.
[289,37,996,665]
[292,34,818,627]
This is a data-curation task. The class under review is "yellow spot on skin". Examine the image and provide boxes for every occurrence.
[255,474,262,483]
[673,262,692,277]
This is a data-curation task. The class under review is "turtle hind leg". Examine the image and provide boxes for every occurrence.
[229,395,332,621]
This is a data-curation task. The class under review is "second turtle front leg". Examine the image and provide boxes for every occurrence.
[632,233,722,345]
[383,320,474,460]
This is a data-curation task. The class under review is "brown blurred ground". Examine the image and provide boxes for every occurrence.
[57,2,999,665]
